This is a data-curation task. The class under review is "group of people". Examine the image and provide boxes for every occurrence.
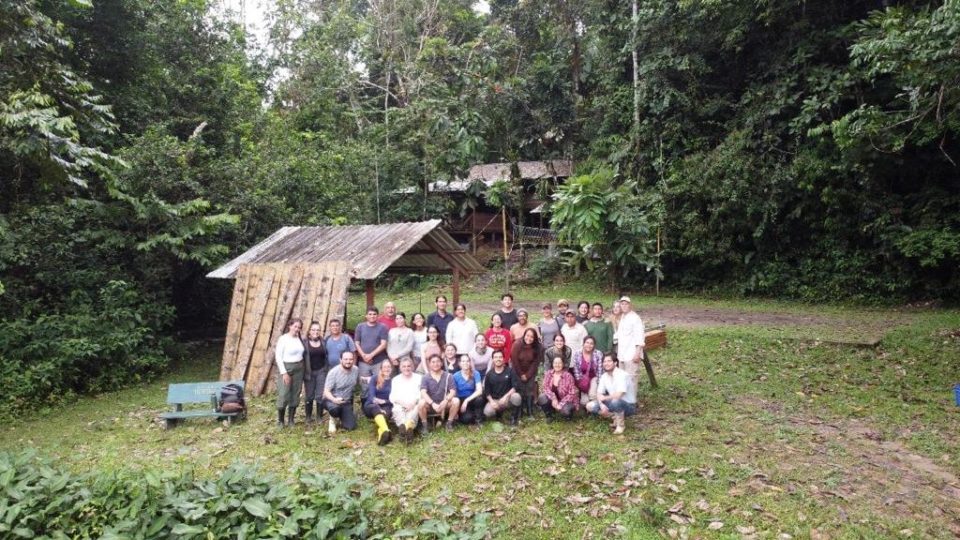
[272,293,647,445]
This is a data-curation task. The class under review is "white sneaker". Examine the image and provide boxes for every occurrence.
[328,417,337,434]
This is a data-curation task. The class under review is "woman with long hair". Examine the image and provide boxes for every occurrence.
[453,355,484,425]
[468,333,493,378]
[410,313,428,366]
[418,325,444,373]
[442,343,459,374]
[543,333,572,374]
[274,318,305,427]
[510,327,542,419]
[362,360,394,445]
[484,313,513,364]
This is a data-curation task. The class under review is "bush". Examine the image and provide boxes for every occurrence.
[0,451,492,539]
[0,281,173,415]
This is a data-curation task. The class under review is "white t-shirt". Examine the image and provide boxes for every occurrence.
[445,318,479,354]
[560,323,589,354]
[275,334,304,374]
[389,373,423,407]
[597,367,636,404]
[615,310,645,362]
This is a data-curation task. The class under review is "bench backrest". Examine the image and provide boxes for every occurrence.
[166,381,245,405]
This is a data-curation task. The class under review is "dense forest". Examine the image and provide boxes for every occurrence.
[1,0,957,411]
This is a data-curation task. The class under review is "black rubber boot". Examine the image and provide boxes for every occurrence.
[509,406,520,426]
[277,408,285,427]
[304,401,314,424]
[286,407,296,426]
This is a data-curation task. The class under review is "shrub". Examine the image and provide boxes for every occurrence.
[0,451,492,539]
[0,281,173,415]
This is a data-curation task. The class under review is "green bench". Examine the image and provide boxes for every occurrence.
[159,381,246,429]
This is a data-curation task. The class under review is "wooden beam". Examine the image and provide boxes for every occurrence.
[421,234,469,275]
[365,279,375,309]
[382,267,451,275]
[403,248,468,256]
[452,268,461,305]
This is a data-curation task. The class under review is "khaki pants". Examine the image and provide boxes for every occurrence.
[276,362,304,408]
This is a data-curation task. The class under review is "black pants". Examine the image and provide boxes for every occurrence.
[323,398,357,430]
[362,401,393,420]
[458,398,485,425]
[537,394,575,419]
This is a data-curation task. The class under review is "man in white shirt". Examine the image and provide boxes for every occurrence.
[586,353,637,434]
[614,296,645,383]
[560,310,588,355]
[389,357,423,443]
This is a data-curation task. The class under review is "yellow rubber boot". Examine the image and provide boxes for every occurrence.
[374,414,391,445]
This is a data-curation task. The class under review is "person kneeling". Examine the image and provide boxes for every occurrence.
[390,357,422,443]
[585,353,637,434]
[363,360,395,445]
[453,355,484,425]
[537,356,578,420]
[418,354,460,433]
[482,350,522,425]
[323,350,360,433]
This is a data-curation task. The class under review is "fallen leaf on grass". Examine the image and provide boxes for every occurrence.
[527,505,542,517]
[480,450,502,458]
[566,494,593,504]
[668,501,684,514]
[736,526,756,534]
[708,521,724,530]
[695,500,711,511]
[669,514,689,525]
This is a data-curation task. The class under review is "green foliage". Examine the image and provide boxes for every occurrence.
[0,451,493,539]
[551,168,661,281]
[0,281,173,414]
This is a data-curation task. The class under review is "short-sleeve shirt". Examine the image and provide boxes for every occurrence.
[584,319,614,354]
[420,371,454,403]
[560,323,589,354]
[324,334,356,368]
[597,367,636,404]
[355,322,389,363]
[538,318,561,350]
[324,365,359,401]
[496,309,519,330]
[453,370,482,400]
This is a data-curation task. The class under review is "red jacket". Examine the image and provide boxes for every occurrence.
[485,327,513,363]
[541,370,579,409]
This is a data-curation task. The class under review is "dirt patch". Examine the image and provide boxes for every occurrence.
[737,396,960,534]
[467,302,900,344]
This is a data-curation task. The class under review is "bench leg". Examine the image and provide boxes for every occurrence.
[164,418,177,430]
[642,352,658,388]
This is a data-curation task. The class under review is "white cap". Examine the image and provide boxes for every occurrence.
[618,296,631,303]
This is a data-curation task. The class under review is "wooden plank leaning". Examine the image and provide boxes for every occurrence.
[246,263,288,395]
[253,263,305,396]
[231,266,276,383]
[323,260,351,326]
[219,265,250,381]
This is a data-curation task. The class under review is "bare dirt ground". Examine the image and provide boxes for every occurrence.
[471,302,903,345]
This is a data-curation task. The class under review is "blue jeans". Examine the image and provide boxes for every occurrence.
[588,399,636,416]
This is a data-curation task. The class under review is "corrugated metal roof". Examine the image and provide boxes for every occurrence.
[207,220,486,280]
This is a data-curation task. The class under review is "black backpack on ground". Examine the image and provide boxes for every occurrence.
[218,383,245,414]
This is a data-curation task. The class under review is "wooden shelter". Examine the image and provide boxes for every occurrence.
[207,221,484,394]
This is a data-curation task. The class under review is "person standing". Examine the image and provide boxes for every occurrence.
[362,360,394,445]
[542,333,572,373]
[584,303,614,354]
[302,321,327,425]
[387,312,415,373]
[575,301,591,324]
[427,295,454,339]
[355,307,389,390]
[410,313,428,367]
[614,296,645,386]
[418,326,443,373]
[537,303,562,351]
[560,310,589,356]
[482,350,522,425]
[324,319,356,369]
[509,309,540,343]
[419,354,459,432]
[445,303,478,355]
[510,328,542,420]
[484,313,513,365]
[494,293,519,330]
[378,302,398,330]
[323,350,360,433]
[468,334,493,378]
[572,336,602,407]
[389,358,423,443]
[586,353,637,434]
[275,318,306,427]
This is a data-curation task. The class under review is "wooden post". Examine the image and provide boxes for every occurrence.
[365,279,375,309]
[452,268,461,305]
[501,207,508,261]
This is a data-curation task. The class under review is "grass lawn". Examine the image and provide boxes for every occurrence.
[2,291,959,539]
